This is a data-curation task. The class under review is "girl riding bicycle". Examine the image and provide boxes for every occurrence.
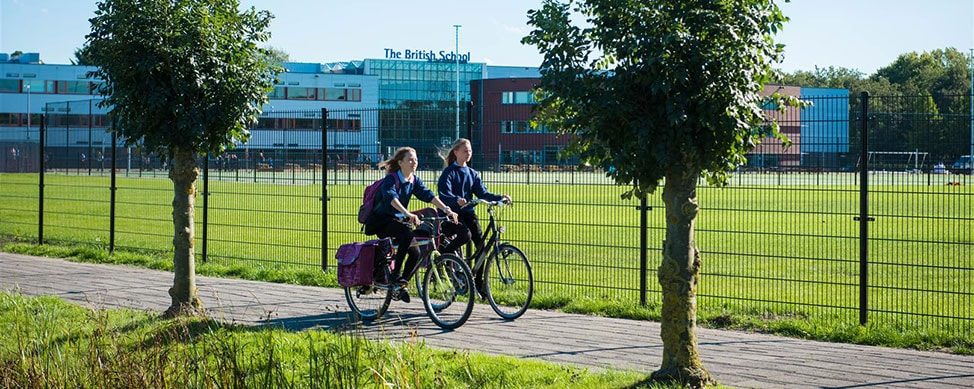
[364,147,462,301]
[437,139,512,288]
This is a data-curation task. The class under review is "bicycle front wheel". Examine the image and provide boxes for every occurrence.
[484,243,533,320]
[421,253,475,330]
[345,284,392,323]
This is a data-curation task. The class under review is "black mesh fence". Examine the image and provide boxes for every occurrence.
[0,93,970,338]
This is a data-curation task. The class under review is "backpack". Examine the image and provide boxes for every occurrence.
[358,173,399,224]
[335,238,393,287]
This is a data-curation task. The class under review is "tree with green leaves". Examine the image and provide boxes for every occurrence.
[85,0,280,317]
[261,45,290,69]
[70,47,93,66]
[524,0,794,386]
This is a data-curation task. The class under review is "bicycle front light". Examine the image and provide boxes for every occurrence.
[498,225,506,234]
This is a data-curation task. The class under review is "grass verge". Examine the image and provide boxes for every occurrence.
[0,291,711,388]
[3,237,971,356]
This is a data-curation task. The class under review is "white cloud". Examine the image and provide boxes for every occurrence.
[482,56,494,65]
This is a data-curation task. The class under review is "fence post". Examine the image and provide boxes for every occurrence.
[109,118,117,253]
[321,108,329,271]
[639,196,650,306]
[201,153,209,262]
[857,91,872,326]
[88,101,93,176]
[38,115,45,245]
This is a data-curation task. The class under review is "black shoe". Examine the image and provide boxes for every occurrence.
[396,287,411,303]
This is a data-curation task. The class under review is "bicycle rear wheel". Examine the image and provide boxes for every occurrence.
[345,284,392,323]
[421,253,475,330]
[484,243,533,320]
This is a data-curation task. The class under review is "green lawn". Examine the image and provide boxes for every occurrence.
[1,171,971,352]
[1,292,667,388]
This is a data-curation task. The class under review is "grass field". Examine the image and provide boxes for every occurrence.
[1,170,971,351]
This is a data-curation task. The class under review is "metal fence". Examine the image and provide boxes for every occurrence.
[0,93,971,338]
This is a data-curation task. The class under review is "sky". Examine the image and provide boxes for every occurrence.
[0,0,971,75]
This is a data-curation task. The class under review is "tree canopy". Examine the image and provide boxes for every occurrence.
[780,48,972,99]
[525,0,795,199]
[71,47,93,66]
[86,0,281,158]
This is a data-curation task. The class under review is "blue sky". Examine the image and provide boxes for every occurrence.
[1,0,971,74]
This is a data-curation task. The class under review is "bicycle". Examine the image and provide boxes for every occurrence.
[419,198,533,320]
[344,215,476,330]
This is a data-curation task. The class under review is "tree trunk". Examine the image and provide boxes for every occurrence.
[651,170,714,388]
[164,147,203,317]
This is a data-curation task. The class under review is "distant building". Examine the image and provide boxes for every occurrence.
[1,51,850,171]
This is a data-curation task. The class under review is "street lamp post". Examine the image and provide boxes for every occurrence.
[26,83,31,140]
[454,24,461,141]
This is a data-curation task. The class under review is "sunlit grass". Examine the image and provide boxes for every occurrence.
[1,171,971,353]
[0,291,684,388]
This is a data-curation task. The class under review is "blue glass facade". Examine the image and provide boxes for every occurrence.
[364,59,484,108]
[360,59,485,157]
[800,87,850,154]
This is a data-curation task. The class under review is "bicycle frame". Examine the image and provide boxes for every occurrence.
[466,204,504,274]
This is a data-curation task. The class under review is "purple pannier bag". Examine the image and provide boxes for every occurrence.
[336,239,392,287]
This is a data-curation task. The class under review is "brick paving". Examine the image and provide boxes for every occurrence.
[2,252,972,388]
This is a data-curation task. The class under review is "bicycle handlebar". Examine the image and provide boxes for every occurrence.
[462,198,512,208]
[394,214,451,223]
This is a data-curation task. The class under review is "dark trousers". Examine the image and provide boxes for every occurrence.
[440,220,471,255]
[365,216,420,281]
[458,211,485,250]
[457,211,486,284]
[365,215,472,282]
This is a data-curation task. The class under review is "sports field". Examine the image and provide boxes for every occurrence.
[1,170,971,336]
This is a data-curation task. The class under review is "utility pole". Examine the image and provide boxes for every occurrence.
[454,24,462,141]
[26,83,31,140]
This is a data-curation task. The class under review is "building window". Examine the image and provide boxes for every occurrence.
[502,150,543,164]
[286,87,316,100]
[268,87,285,99]
[328,118,361,132]
[23,79,53,94]
[0,113,19,125]
[57,81,92,94]
[544,145,573,164]
[502,120,522,133]
[501,120,546,133]
[317,87,362,102]
[320,88,346,101]
[501,91,534,105]
[0,79,19,93]
[292,118,317,130]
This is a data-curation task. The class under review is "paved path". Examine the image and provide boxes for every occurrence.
[2,252,972,388]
